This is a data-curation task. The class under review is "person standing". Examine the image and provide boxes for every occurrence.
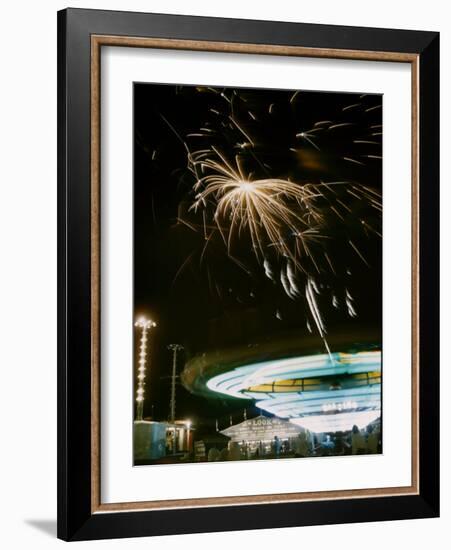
[366,424,380,454]
[351,425,366,455]
[273,436,281,457]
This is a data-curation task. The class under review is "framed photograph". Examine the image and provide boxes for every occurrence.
[57,8,439,541]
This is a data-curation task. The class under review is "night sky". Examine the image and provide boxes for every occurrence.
[133,83,382,433]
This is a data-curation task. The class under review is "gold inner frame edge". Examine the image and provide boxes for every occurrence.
[90,35,420,514]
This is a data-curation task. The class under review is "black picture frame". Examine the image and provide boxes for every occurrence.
[57,8,439,541]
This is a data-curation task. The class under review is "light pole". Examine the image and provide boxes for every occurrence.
[167,344,184,454]
[134,316,156,421]
[167,344,184,423]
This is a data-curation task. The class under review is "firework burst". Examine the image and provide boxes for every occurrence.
[190,150,324,271]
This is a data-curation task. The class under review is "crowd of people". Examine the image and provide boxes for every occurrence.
[205,422,381,461]
[313,423,381,456]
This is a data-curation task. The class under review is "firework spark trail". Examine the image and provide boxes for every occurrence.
[324,252,336,274]
[280,267,293,298]
[342,103,361,111]
[263,258,275,281]
[343,156,365,166]
[296,132,321,151]
[306,277,334,361]
[349,239,370,267]
[346,289,357,318]
[286,260,300,296]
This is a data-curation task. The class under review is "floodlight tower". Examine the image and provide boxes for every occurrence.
[134,316,156,421]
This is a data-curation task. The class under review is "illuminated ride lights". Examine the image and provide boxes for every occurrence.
[205,350,381,433]
[290,410,381,433]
